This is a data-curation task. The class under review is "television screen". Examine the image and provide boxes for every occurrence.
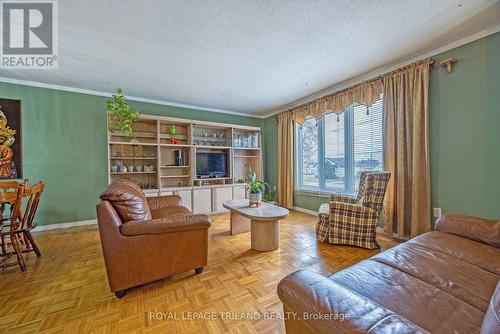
[196,152,228,177]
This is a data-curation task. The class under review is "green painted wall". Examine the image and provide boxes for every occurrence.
[263,32,500,220]
[429,32,499,220]
[0,83,262,225]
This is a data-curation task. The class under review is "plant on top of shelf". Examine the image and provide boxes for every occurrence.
[246,167,270,207]
[107,88,140,138]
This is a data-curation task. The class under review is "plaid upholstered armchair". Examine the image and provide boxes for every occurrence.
[317,171,391,249]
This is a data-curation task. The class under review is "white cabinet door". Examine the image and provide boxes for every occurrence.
[212,187,233,212]
[233,186,247,200]
[192,188,212,214]
[160,191,174,196]
[175,190,192,211]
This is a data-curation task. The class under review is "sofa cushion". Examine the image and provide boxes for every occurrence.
[120,215,211,236]
[329,258,486,333]
[408,232,500,275]
[481,280,500,334]
[436,214,500,248]
[99,180,152,222]
[151,206,191,219]
[277,270,428,334]
[371,239,499,312]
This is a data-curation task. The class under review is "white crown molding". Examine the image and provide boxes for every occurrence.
[260,24,500,119]
[32,219,97,232]
[0,77,266,119]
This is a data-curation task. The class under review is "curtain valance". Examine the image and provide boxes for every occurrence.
[291,77,383,124]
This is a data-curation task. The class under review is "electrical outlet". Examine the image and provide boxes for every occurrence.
[433,207,442,218]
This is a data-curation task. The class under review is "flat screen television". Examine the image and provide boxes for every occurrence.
[196,152,228,178]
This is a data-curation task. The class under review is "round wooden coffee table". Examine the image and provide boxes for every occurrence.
[223,199,289,251]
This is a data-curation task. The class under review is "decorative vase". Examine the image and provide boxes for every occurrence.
[249,192,262,207]
[170,125,176,135]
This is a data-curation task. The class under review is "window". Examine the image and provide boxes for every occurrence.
[296,96,383,195]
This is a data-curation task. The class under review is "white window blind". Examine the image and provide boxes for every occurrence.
[296,95,383,195]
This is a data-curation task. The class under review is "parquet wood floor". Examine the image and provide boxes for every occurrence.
[0,211,397,334]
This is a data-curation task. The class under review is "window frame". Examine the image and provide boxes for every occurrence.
[295,102,383,196]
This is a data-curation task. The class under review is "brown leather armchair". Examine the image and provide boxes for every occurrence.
[96,180,211,298]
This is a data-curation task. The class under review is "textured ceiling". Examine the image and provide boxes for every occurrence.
[0,0,499,116]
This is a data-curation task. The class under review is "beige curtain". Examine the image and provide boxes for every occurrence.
[277,111,294,208]
[383,59,432,239]
[292,78,382,124]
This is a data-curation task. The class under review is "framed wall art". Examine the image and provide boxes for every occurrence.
[0,99,22,179]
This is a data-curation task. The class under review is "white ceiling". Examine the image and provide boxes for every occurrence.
[0,0,499,116]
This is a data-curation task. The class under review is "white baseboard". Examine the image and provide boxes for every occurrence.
[33,219,97,232]
[292,206,319,216]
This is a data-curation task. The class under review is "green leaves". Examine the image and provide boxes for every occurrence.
[263,186,277,201]
[107,88,141,138]
[246,169,271,194]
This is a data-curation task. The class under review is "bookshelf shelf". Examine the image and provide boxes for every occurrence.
[109,141,158,146]
[111,172,156,175]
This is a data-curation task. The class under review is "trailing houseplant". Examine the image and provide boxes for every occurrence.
[107,88,140,138]
[246,167,270,207]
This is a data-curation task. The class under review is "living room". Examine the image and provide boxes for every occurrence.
[0,1,498,333]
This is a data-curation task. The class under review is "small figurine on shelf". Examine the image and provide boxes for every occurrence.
[170,125,176,135]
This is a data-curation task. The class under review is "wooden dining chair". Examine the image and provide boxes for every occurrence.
[0,179,28,223]
[0,180,27,254]
[0,184,27,271]
[20,181,45,257]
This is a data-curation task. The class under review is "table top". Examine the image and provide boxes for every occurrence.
[223,199,289,221]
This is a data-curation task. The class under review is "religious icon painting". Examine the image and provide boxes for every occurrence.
[0,99,22,179]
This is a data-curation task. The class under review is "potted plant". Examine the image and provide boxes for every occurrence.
[107,88,140,139]
[263,185,277,204]
[246,168,270,207]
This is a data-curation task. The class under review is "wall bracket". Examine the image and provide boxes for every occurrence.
[440,58,458,73]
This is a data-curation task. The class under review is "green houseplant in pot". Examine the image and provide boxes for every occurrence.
[107,88,140,139]
[246,168,270,207]
[263,185,277,204]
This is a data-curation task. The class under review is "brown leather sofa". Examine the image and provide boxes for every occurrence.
[278,214,500,333]
[96,180,211,298]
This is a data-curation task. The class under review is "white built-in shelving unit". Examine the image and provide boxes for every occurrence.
[107,114,262,214]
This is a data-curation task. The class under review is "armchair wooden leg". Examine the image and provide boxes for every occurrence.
[24,231,41,257]
[11,234,27,272]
